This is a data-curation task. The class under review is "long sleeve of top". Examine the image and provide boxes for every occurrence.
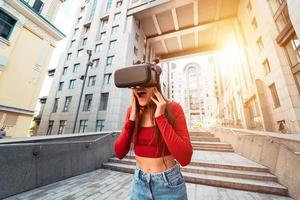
[114,107,134,159]
[155,102,193,166]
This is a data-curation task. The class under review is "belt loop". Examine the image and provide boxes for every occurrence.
[162,171,168,184]
[134,166,140,180]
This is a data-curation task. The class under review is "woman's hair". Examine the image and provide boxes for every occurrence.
[131,58,174,156]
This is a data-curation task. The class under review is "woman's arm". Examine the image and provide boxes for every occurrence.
[155,102,193,166]
[114,107,135,159]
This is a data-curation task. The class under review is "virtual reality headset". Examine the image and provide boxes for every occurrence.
[114,63,159,88]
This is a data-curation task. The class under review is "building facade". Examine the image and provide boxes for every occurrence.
[0,0,65,137]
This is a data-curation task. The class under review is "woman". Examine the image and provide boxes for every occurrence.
[114,60,193,200]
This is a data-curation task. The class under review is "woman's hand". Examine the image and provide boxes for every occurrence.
[150,87,167,118]
[129,90,137,121]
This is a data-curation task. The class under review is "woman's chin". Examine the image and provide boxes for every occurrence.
[137,98,150,107]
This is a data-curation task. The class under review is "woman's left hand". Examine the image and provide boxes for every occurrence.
[151,87,167,118]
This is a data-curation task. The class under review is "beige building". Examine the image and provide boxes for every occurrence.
[0,0,65,137]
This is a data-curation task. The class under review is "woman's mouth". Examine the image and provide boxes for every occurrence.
[137,91,147,98]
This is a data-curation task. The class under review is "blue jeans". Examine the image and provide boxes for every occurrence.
[130,162,188,200]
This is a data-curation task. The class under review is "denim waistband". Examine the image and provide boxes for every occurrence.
[134,161,181,182]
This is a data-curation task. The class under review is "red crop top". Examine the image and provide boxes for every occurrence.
[114,101,193,166]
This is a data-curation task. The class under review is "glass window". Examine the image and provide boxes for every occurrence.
[67,53,72,60]
[134,46,138,56]
[116,1,122,7]
[33,0,44,13]
[0,10,17,40]
[106,56,114,66]
[84,25,90,33]
[101,18,108,27]
[109,40,116,49]
[92,59,99,68]
[95,43,103,52]
[111,25,119,34]
[114,12,121,21]
[269,83,281,108]
[69,79,76,89]
[77,17,82,24]
[46,120,54,135]
[103,73,112,85]
[52,98,59,113]
[83,94,93,111]
[256,37,264,52]
[251,17,258,30]
[96,120,105,132]
[58,120,66,134]
[99,93,109,110]
[73,63,80,72]
[70,40,75,48]
[262,58,271,74]
[99,32,106,40]
[285,35,300,67]
[88,75,96,86]
[268,0,283,15]
[63,96,72,112]
[106,0,113,10]
[246,0,252,13]
[82,38,87,46]
[58,82,64,91]
[79,120,88,133]
[77,49,84,57]
[62,67,68,75]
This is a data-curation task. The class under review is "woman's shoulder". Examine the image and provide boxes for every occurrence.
[166,100,183,112]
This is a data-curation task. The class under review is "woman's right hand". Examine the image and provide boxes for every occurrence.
[129,90,137,121]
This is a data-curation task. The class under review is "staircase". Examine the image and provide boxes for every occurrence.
[102,131,289,196]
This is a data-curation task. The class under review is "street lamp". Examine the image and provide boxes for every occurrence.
[72,50,93,133]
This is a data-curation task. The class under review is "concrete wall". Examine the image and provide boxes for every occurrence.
[0,131,119,199]
[213,127,300,200]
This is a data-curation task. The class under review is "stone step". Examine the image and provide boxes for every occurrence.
[124,155,269,172]
[191,141,232,148]
[108,157,277,181]
[189,132,214,137]
[192,146,234,152]
[190,136,220,142]
[102,162,287,196]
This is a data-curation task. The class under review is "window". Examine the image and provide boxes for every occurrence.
[77,49,83,57]
[95,43,103,52]
[114,13,121,21]
[63,96,72,112]
[67,53,72,60]
[269,83,281,108]
[80,6,85,13]
[109,40,116,49]
[111,25,119,34]
[103,73,112,85]
[99,32,106,40]
[106,56,114,66]
[262,59,271,74]
[284,34,300,67]
[101,18,108,27]
[135,33,139,41]
[58,82,64,91]
[256,37,264,52]
[0,10,17,40]
[246,0,252,13]
[92,59,99,68]
[99,93,109,110]
[33,0,44,13]
[96,120,105,132]
[88,75,96,86]
[84,24,90,33]
[70,40,75,48]
[69,79,76,89]
[116,1,123,7]
[46,120,54,135]
[251,17,258,30]
[73,63,80,72]
[82,38,87,46]
[74,28,79,37]
[83,94,93,111]
[134,46,138,56]
[52,98,59,113]
[268,0,283,15]
[79,120,88,133]
[106,0,113,10]
[274,6,290,32]
[58,120,66,134]
[77,17,82,24]
[62,67,68,75]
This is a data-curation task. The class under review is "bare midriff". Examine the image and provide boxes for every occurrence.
[135,154,176,173]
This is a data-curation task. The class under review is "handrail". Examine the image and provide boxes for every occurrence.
[0,132,117,147]
[219,127,300,155]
